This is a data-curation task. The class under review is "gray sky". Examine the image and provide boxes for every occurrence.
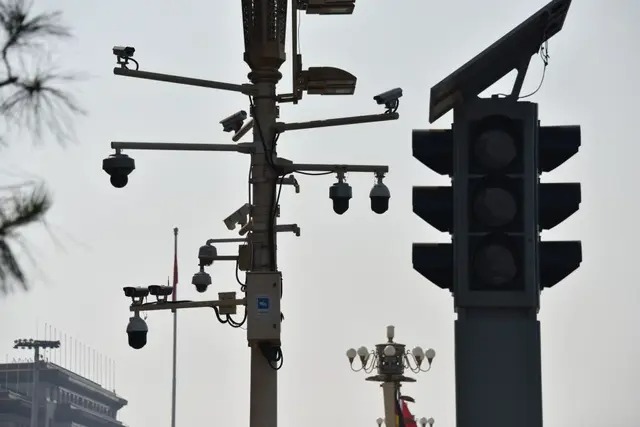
[1,0,639,426]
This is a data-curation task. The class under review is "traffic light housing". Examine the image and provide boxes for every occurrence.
[412,98,582,310]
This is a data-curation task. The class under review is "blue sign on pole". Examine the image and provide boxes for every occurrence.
[257,297,270,313]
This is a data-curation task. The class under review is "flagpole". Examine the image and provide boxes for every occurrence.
[171,227,179,427]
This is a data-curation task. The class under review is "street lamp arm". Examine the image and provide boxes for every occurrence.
[404,352,432,373]
[113,67,255,95]
[275,158,389,175]
[273,112,399,133]
[111,141,254,154]
[350,351,378,373]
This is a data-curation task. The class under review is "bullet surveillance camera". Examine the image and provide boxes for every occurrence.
[329,181,352,215]
[126,314,148,350]
[373,87,403,110]
[198,245,218,267]
[220,110,247,133]
[148,285,174,298]
[369,181,390,214]
[113,46,135,58]
[224,203,251,230]
[123,286,149,298]
[192,270,212,293]
[102,153,135,188]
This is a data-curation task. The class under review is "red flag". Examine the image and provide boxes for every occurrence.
[400,400,417,427]
[172,227,178,301]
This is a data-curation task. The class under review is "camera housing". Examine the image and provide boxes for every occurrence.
[329,181,352,215]
[198,245,218,267]
[192,270,212,293]
[370,182,391,214]
[223,203,251,231]
[373,88,403,109]
[113,46,135,58]
[123,286,149,305]
[220,111,248,133]
[103,153,135,188]
[148,285,174,302]
[126,315,148,350]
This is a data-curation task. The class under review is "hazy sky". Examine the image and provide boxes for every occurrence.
[1,1,639,426]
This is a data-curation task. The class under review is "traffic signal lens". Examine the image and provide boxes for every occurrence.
[473,187,517,227]
[474,129,517,170]
[473,244,517,287]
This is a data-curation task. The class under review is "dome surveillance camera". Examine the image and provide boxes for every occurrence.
[370,181,390,214]
[126,315,148,350]
[329,181,352,215]
[192,270,212,293]
[102,153,135,188]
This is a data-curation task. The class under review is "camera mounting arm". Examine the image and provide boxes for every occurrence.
[111,141,253,154]
[275,157,389,176]
[113,67,256,95]
[273,112,399,133]
[129,293,246,313]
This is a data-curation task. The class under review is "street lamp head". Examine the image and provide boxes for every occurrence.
[346,348,357,363]
[427,417,435,426]
[376,418,384,426]
[300,0,356,15]
[425,348,436,363]
[383,345,396,357]
[412,346,425,364]
[386,325,395,342]
[419,417,427,427]
[301,66,357,95]
[357,346,369,357]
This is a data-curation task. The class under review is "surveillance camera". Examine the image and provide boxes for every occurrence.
[369,181,390,214]
[113,46,135,58]
[192,270,212,293]
[220,110,248,133]
[122,286,149,298]
[198,245,218,267]
[126,315,148,350]
[102,153,135,188]
[373,87,403,107]
[148,285,174,297]
[224,203,251,230]
[329,181,352,215]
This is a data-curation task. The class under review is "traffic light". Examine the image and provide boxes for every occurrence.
[412,129,453,291]
[456,98,538,308]
[412,97,582,308]
[538,125,582,288]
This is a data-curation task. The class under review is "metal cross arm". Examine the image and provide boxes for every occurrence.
[273,112,399,133]
[111,141,254,154]
[129,296,246,313]
[113,67,256,95]
[275,158,389,176]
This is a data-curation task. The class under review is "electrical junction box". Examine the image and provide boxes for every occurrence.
[246,271,282,345]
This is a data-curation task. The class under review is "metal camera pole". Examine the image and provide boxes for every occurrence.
[106,3,402,427]
[242,9,283,424]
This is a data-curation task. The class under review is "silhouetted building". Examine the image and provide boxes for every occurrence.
[0,360,127,427]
